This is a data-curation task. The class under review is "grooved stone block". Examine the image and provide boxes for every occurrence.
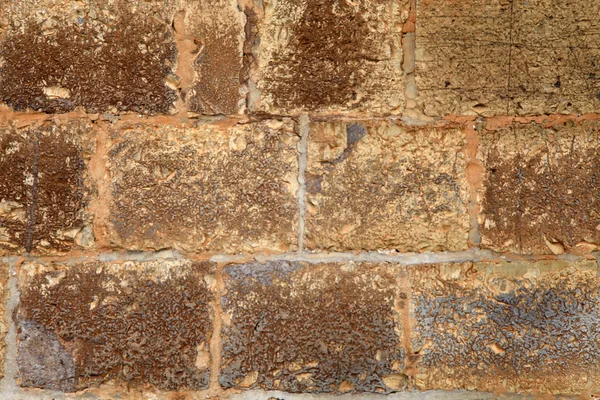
[249,0,407,115]
[305,120,469,252]
[17,259,214,392]
[478,121,600,254]
[221,261,406,393]
[0,0,244,115]
[410,260,600,395]
[107,120,298,253]
[416,0,600,116]
[0,121,95,254]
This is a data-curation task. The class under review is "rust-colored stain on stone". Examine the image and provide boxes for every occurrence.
[252,0,406,114]
[18,260,214,392]
[107,120,298,253]
[479,121,600,254]
[306,120,469,252]
[0,122,94,254]
[220,261,405,393]
[0,4,177,114]
[410,260,600,394]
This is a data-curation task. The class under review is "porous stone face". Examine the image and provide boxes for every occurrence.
[305,120,469,252]
[410,260,600,395]
[0,121,95,254]
[250,0,407,114]
[0,0,244,115]
[220,261,406,393]
[107,120,298,253]
[478,121,600,254]
[416,0,600,116]
[17,259,214,392]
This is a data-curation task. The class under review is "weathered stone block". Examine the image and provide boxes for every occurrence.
[306,120,469,252]
[17,259,214,392]
[416,0,600,116]
[410,260,600,395]
[221,261,405,393]
[250,0,407,115]
[0,0,244,115]
[0,261,9,380]
[107,120,298,253]
[478,121,600,254]
[0,121,95,254]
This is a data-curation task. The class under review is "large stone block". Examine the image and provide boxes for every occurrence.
[17,259,214,392]
[107,120,298,253]
[478,121,600,254]
[220,261,406,393]
[249,0,407,115]
[416,0,600,116]
[305,120,469,252]
[0,121,95,254]
[410,260,600,395]
[0,0,244,115]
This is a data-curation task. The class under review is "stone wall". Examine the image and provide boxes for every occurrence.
[0,0,599,398]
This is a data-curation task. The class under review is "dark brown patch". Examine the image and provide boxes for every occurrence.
[0,124,89,253]
[220,261,405,393]
[263,0,371,111]
[18,261,213,391]
[0,9,177,114]
[481,124,600,253]
[411,261,600,393]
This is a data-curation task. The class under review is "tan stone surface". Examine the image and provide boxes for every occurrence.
[410,260,600,395]
[250,0,407,115]
[416,0,600,116]
[0,0,244,115]
[107,119,299,253]
[306,120,469,252]
[221,261,405,393]
[0,120,95,254]
[0,261,9,380]
[17,259,214,392]
[478,121,600,254]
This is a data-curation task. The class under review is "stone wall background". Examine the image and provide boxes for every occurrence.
[0,0,599,398]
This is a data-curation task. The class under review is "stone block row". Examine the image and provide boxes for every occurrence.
[1,118,600,256]
[0,257,597,396]
[1,0,599,116]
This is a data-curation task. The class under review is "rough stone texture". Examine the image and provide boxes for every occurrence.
[0,121,95,254]
[250,0,407,115]
[107,120,298,253]
[0,0,244,115]
[305,120,469,252]
[410,260,600,395]
[416,0,600,116]
[0,261,9,380]
[17,259,214,392]
[478,121,600,254]
[221,261,406,393]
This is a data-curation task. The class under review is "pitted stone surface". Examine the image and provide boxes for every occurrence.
[221,261,406,393]
[0,0,244,115]
[410,260,600,394]
[107,120,299,253]
[0,121,95,254]
[479,121,600,254]
[250,0,407,114]
[305,120,469,252]
[416,0,600,116]
[17,259,214,392]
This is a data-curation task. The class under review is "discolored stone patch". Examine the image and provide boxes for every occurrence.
[107,120,298,253]
[305,120,469,252]
[251,0,407,114]
[410,260,600,395]
[416,0,600,116]
[221,261,405,393]
[17,259,214,392]
[478,121,600,254]
[0,121,95,254]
